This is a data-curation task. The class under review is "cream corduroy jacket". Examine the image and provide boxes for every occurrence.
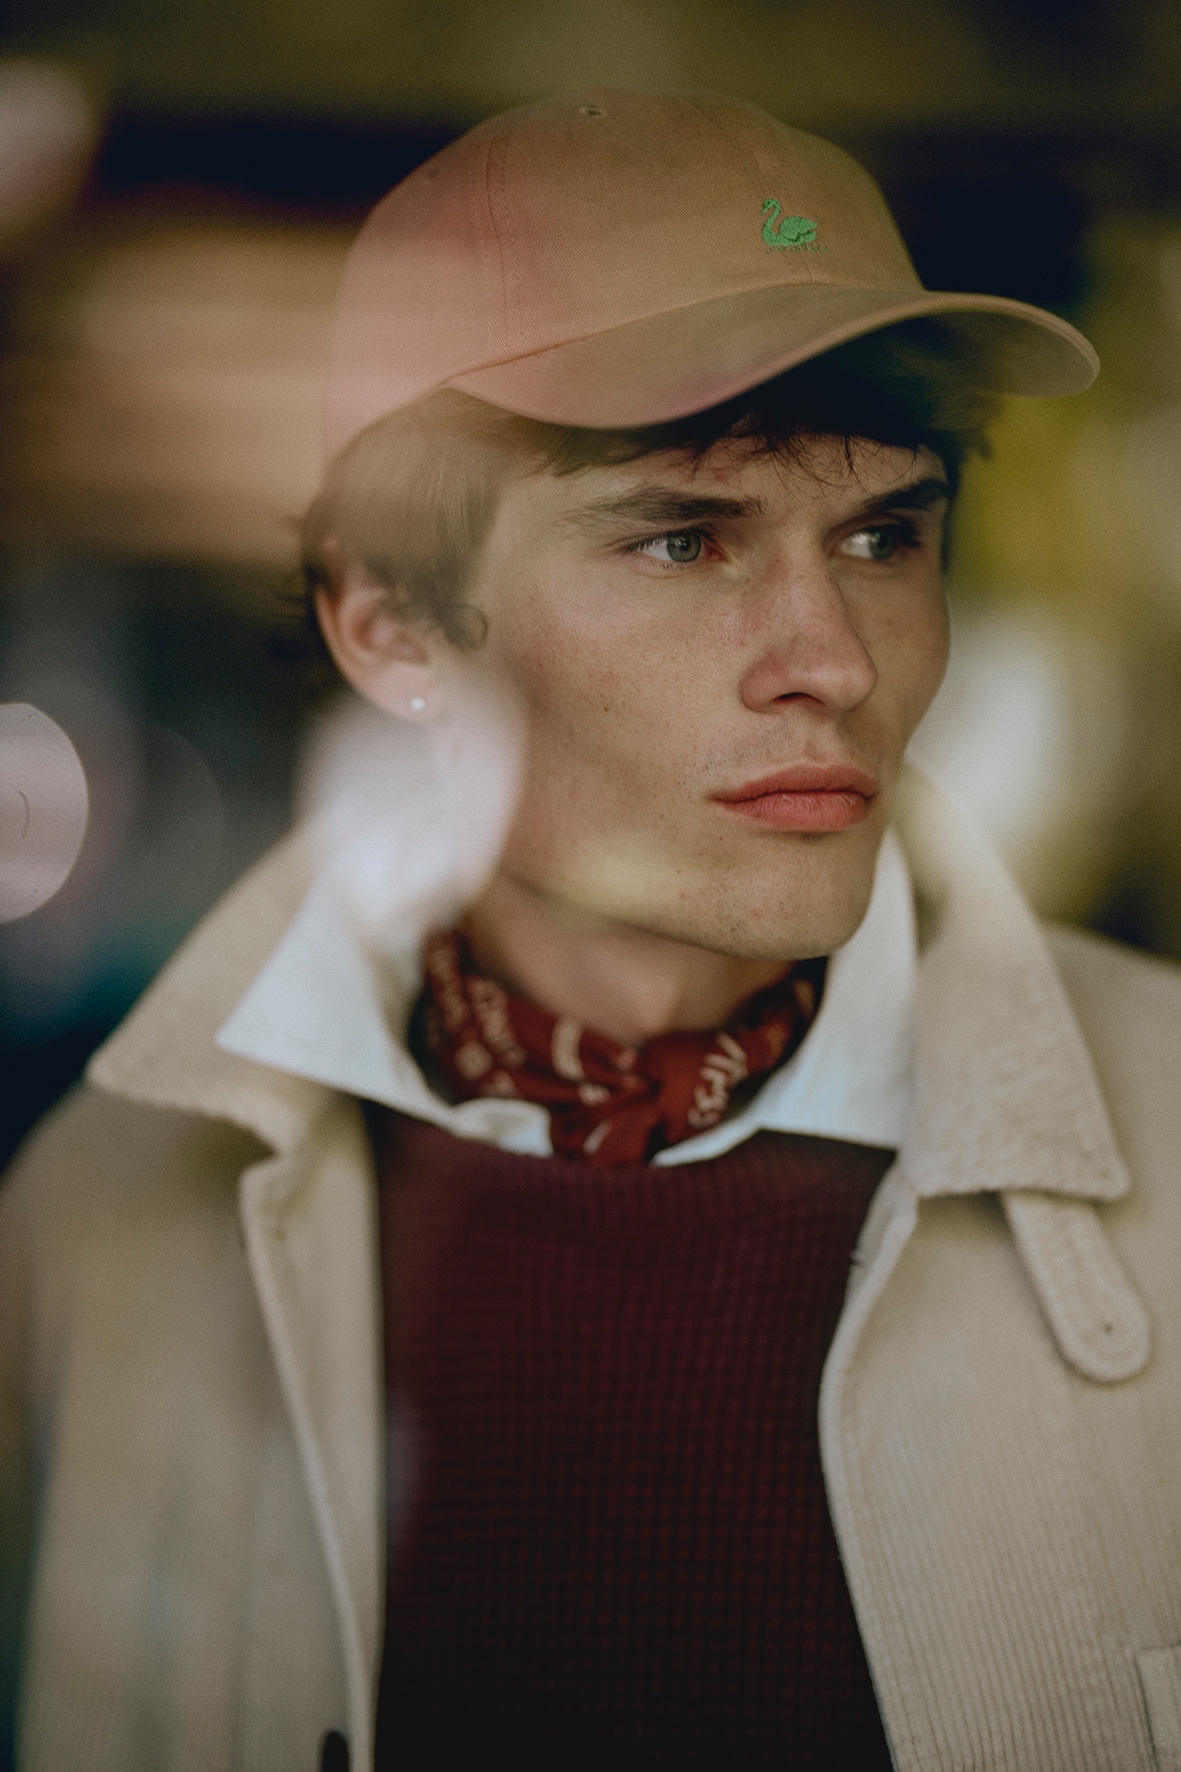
[3,767,1181,1771]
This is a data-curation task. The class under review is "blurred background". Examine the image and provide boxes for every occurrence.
[1,0,1180,1162]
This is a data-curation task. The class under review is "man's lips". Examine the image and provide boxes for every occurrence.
[712,764,879,833]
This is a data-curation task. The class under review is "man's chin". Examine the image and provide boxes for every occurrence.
[507,824,882,960]
[607,877,878,964]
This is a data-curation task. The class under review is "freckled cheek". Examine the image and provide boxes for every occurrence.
[910,600,952,721]
[484,571,725,785]
[507,618,677,752]
[508,656,690,854]
[864,587,949,736]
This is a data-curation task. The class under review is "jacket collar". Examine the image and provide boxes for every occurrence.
[88,763,1130,1206]
[88,826,333,1152]
[893,766,1129,1203]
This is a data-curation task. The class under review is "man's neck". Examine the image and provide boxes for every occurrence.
[462,872,790,1047]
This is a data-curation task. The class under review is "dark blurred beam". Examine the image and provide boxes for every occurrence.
[849,128,1181,317]
[92,110,461,213]
[966,0,1131,69]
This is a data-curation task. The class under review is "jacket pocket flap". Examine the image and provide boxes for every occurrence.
[1138,1647,1181,1770]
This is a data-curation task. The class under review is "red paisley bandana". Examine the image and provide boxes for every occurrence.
[412,930,827,1165]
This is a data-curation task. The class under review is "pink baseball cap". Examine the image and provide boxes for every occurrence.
[324,88,1098,464]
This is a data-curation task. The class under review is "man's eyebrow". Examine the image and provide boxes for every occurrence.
[558,488,767,535]
[558,473,951,537]
[846,474,952,522]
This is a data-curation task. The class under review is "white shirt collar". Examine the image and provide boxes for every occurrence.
[216,826,915,1163]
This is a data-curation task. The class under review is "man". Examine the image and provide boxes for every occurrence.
[3,88,1181,1772]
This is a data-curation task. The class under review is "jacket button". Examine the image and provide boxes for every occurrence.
[319,1729,349,1772]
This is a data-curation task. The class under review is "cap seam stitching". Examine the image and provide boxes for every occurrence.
[709,98,827,289]
[708,96,776,188]
[494,131,527,358]
[480,134,515,362]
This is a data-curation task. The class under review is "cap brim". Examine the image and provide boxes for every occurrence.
[447,282,1097,428]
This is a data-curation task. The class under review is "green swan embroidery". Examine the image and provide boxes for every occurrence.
[761,199,818,250]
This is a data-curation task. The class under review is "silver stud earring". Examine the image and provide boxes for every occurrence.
[409,696,427,715]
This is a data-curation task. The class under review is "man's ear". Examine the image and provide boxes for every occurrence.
[314,552,446,722]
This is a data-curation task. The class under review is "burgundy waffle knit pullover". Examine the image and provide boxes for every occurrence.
[370,1108,895,1768]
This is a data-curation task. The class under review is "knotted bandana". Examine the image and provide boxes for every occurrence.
[412,930,827,1165]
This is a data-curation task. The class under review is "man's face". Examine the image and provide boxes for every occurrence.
[464,433,950,961]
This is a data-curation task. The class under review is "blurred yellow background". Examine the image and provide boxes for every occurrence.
[1,0,1180,1154]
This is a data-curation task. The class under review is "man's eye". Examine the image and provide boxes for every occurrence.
[633,529,705,564]
[840,523,915,562]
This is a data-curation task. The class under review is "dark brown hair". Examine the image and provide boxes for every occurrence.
[302,316,1000,650]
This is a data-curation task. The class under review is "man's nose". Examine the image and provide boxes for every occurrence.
[737,552,878,715]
